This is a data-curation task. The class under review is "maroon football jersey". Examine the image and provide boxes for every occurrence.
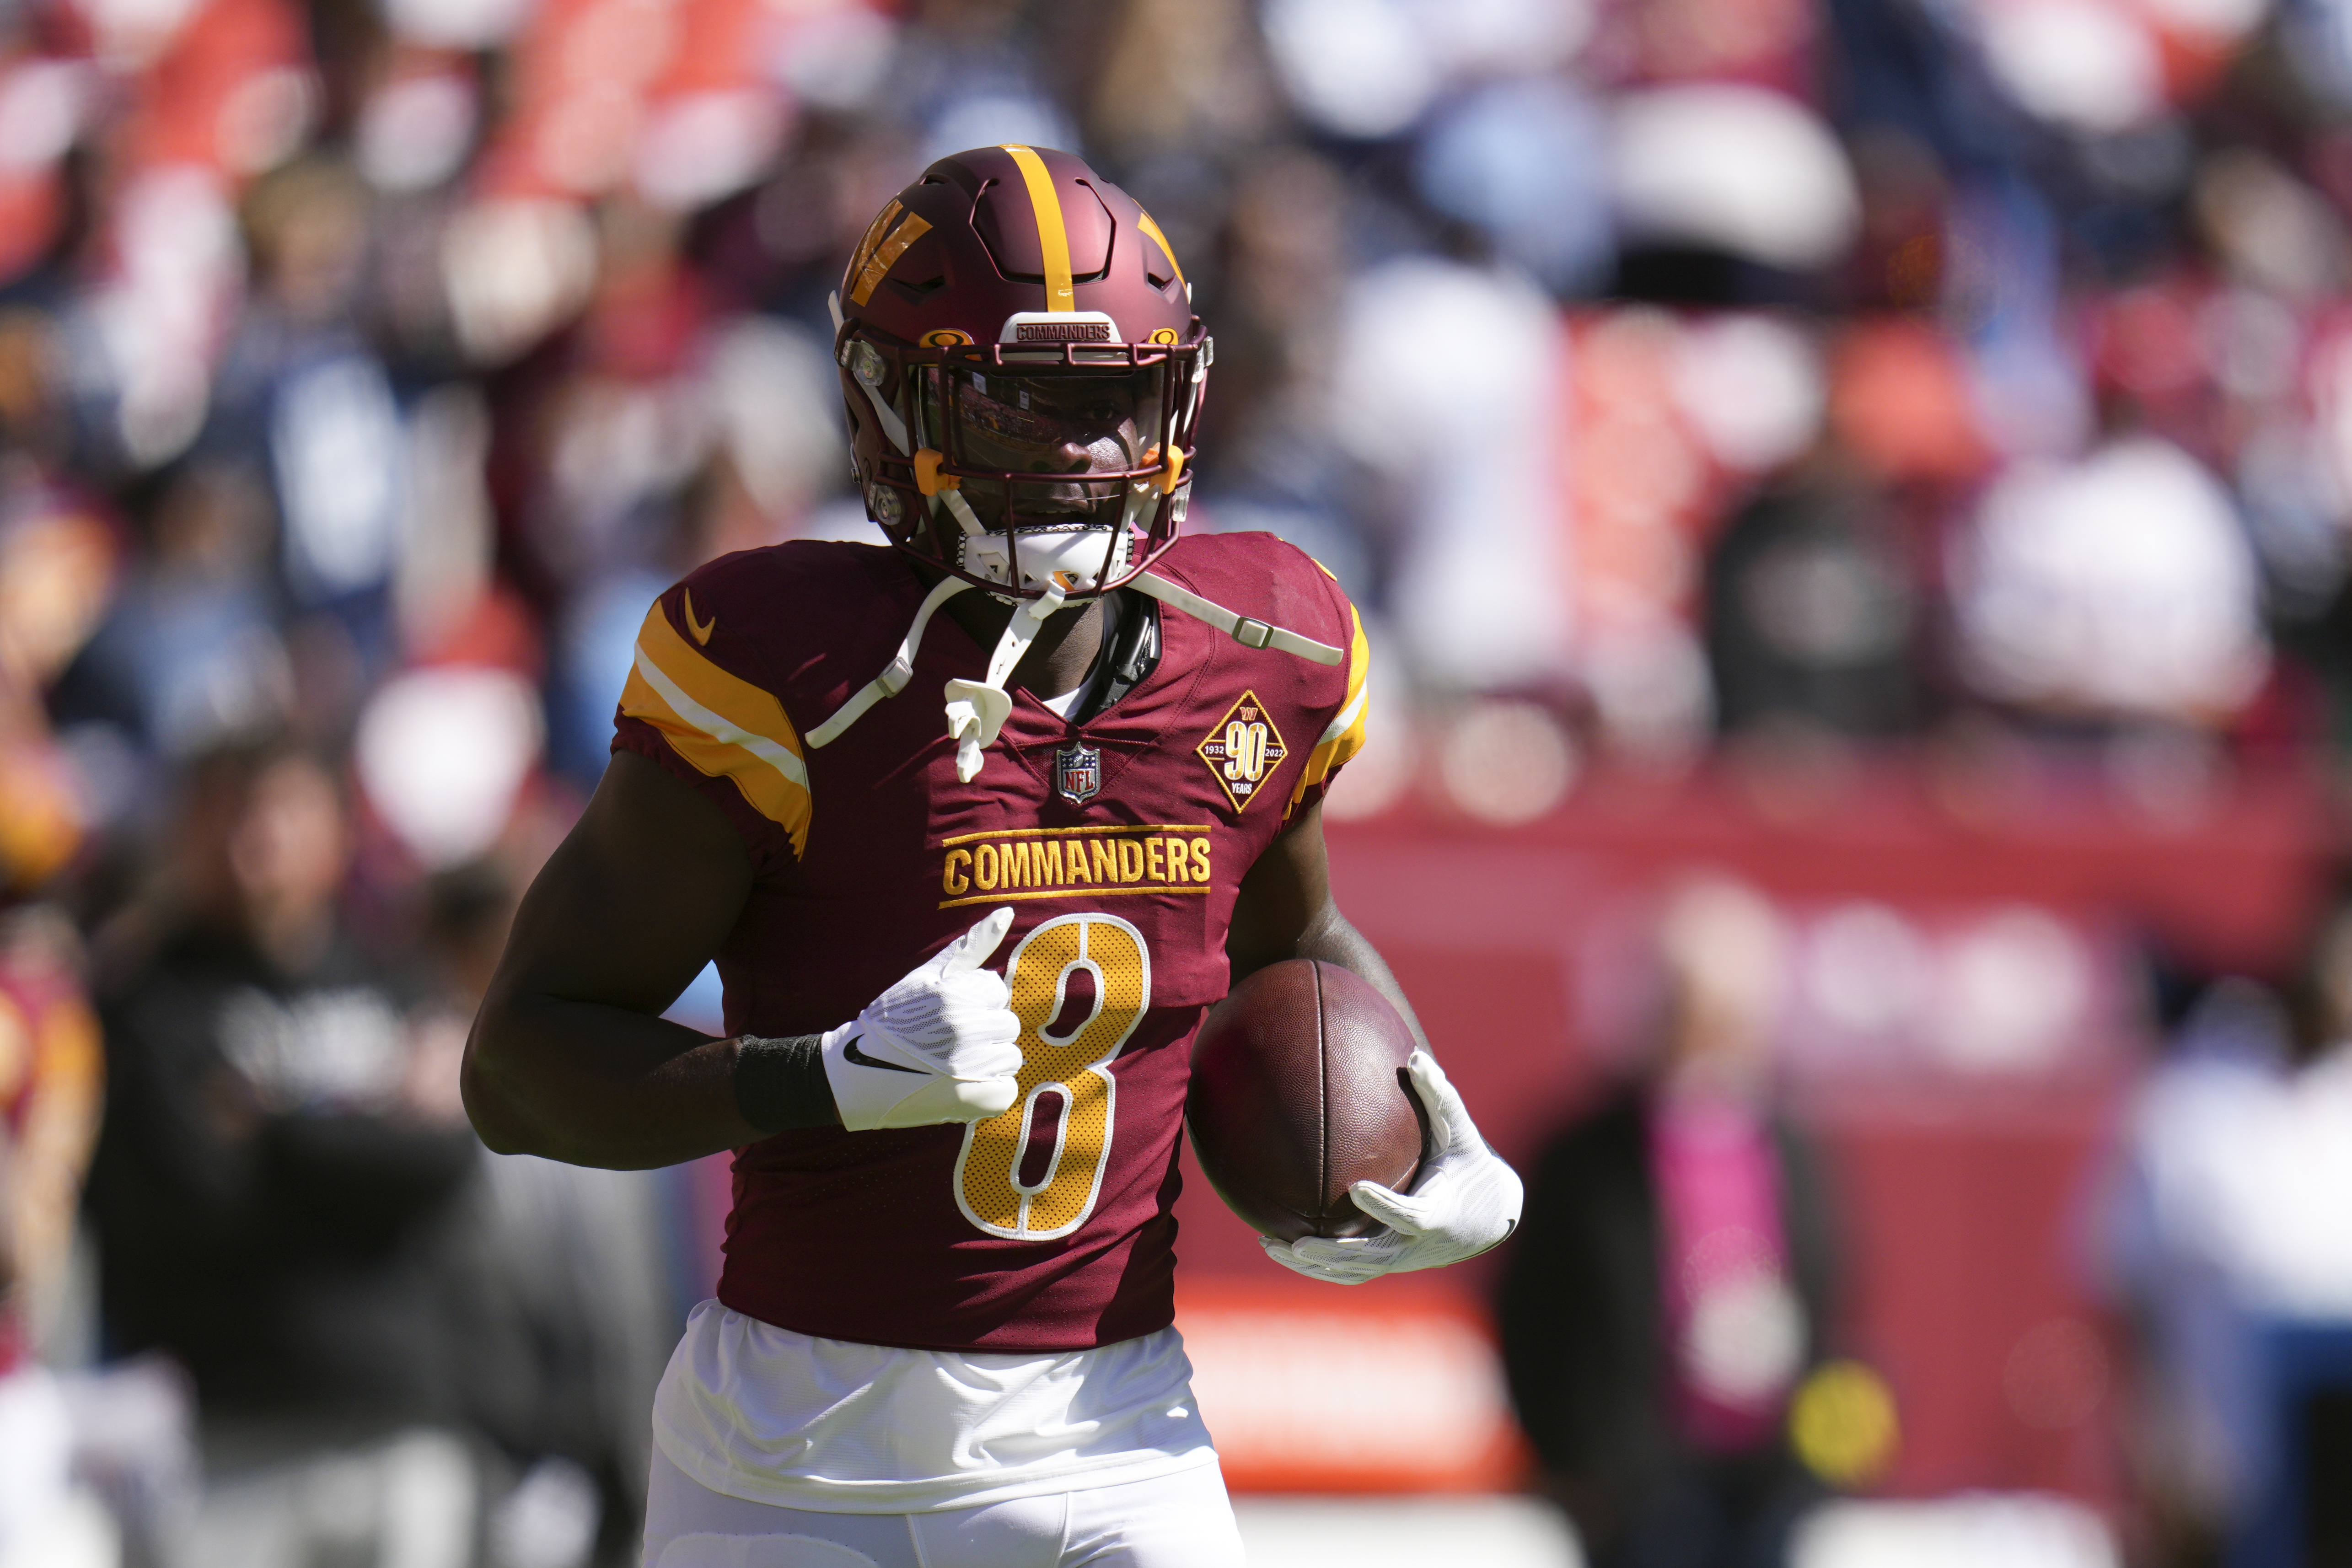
[612,532,1368,1353]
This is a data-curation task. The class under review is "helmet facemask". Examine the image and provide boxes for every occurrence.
[842,328,1205,604]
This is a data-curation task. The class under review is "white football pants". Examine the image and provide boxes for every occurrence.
[641,1446,1246,1568]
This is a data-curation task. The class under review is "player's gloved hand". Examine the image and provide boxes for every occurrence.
[822,907,1024,1131]
[1259,1050,1522,1285]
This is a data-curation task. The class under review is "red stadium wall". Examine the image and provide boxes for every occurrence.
[1171,761,2334,1500]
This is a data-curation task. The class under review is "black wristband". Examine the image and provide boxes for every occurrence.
[732,1034,838,1133]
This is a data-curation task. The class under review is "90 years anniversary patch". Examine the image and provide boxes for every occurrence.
[1196,691,1286,812]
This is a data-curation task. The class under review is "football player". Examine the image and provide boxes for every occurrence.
[462,146,1523,1568]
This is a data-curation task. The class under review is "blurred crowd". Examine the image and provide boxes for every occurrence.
[5,0,2352,1561]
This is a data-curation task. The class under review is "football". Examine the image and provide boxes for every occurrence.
[1187,959,1428,1243]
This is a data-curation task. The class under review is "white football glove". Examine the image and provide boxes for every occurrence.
[1259,1050,1523,1285]
[822,907,1025,1131]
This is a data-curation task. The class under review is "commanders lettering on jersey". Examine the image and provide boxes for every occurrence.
[940,825,1211,909]
[619,597,813,856]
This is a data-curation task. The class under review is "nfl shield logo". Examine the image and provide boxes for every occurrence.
[1055,742,1101,805]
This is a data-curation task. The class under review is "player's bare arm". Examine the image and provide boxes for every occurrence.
[1225,795,1432,1055]
[462,749,772,1169]
[467,748,1027,1168]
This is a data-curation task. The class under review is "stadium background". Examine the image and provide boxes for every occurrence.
[4,0,2352,1563]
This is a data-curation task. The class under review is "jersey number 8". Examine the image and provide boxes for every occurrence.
[953,913,1150,1240]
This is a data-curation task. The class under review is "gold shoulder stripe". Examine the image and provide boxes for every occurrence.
[1324,606,1370,743]
[1001,145,1075,313]
[850,211,935,307]
[1288,606,1371,817]
[620,601,811,855]
[1133,206,1186,289]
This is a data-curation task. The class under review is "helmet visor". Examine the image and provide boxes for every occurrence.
[923,366,1169,518]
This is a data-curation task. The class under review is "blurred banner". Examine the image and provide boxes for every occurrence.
[1173,1279,1526,1493]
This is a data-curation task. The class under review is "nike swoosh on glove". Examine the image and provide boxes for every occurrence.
[1259,1050,1523,1285]
[822,907,1025,1131]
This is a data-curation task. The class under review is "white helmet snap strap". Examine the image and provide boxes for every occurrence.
[855,376,912,458]
[943,580,1067,782]
[808,566,1339,766]
[805,575,973,749]
[1128,572,1344,665]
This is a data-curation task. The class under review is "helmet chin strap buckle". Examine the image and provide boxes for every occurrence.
[943,579,1068,782]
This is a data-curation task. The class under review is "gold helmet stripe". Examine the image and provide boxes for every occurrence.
[1133,207,1186,290]
[843,199,902,294]
[1001,145,1075,313]
[849,211,934,306]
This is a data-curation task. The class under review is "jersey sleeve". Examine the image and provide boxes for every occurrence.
[1284,575,1371,819]
[611,570,811,873]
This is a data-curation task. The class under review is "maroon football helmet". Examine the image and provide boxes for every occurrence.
[831,145,1208,602]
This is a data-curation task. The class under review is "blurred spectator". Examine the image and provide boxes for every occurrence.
[212,155,404,692]
[1704,456,1924,743]
[1500,877,1838,1568]
[0,905,104,1563]
[84,735,485,1568]
[0,907,102,1362]
[1695,311,1991,751]
[1326,251,1571,693]
[0,304,120,1563]
[52,460,291,772]
[2102,893,2352,1568]
[1948,436,2270,733]
[419,858,676,1568]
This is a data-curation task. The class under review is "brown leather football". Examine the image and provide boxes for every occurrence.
[1186,959,1428,1242]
